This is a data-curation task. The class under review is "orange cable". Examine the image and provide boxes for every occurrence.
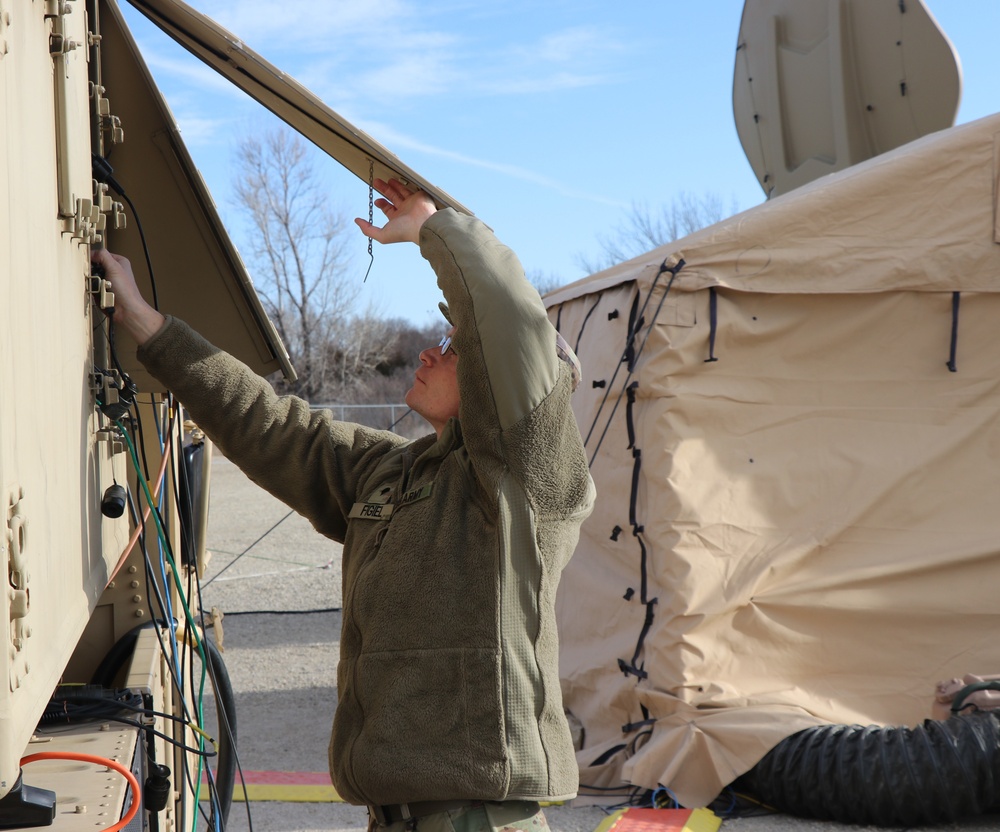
[109,428,173,583]
[20,751,141,832]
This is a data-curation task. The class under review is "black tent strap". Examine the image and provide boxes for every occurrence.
[617,657,647,680]
[583,257,684,452]
[587,743,627,768]
[617,597,658,680]
[574,296,602,354]
[634,524,650,602]
[599,260,686,687]
[586,260,685,465]
[628,447,642,529]
[622,717,657,733]
[705,286,720,363]
[581,294,633,447]
[615,532,658,681]
[625,293,643,372]
[947,291,960,373]
[625,381,639,449]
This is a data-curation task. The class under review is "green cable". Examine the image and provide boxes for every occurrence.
[116,419,213,830]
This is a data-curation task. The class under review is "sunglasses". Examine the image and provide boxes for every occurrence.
[438,334,456,356]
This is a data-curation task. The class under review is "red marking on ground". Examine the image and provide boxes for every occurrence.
[609,808,718,832]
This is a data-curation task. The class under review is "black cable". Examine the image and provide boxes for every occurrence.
[132,395,154,486]
[122,472,201,731]
[587,260,684,467]
[125,490,171,624]
[211,607,341,617]
[388,407,416,431]
[580,292,641,449]
[44,692,218,758]
[201,621,241,828]
[157,409,222,832]
[174,431,201,568]
[201,509,295,588]
[118,192,159,310]
[170,586,240,826]
[92,153,159,310]
[123,405,219,831]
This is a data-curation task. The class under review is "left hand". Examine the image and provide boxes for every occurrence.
[354,178,437,245]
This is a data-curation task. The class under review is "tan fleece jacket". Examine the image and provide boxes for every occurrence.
[137,209,595,806]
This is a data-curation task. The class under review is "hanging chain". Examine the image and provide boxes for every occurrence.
[363,159,375,283]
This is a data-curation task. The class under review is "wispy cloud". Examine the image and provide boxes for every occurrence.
[172,113,236,146]
[134,38,248,98]
[123,1,631,203]
[482,71,619,96]
[531,26,613,64]
[141,0,626,105]
[357,119,628,208]
[176,0,419,55]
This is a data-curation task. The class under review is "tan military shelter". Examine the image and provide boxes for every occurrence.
[547,111,1000,809]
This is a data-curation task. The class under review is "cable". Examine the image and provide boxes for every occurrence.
[587,259,684,467]
[201,509,295,588]
[92,153,159,310]
[388,407,416,431]
[108,424,172,582]
[93,155,234,830]
[116,417,221,832]
[132,394,154,485]
[200,624,241,828]
[213,607,341,617]
[44,692,219,756]
[20,752,140,832]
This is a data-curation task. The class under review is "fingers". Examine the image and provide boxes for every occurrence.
[373,177,415,202]
[354,217,386,244]
[91,248,135,281]
[353,178,436,246]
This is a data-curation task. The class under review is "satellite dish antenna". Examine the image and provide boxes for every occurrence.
[733,0,961,198]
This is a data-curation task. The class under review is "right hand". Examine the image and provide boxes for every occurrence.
[91,248,166,346]
[354,178,437,245]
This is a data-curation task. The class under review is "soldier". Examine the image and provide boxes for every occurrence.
[93,178,594,832]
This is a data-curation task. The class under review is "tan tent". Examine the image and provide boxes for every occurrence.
[548,111,1000,809]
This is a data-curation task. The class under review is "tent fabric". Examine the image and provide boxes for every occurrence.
[550,112,1000,809]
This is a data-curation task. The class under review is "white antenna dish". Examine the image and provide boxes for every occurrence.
[733,0,961,198]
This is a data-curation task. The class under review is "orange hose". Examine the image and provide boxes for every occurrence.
[20,751,141,832]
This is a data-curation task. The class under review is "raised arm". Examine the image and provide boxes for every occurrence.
[354,179,562,434]
[91,247,405,541]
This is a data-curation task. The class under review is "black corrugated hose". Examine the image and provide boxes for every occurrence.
[741,712,1000,826]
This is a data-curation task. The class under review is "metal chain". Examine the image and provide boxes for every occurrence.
[363,159,374,282]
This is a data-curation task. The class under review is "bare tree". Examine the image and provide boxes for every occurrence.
[577,192,739,275]
[525,268,565,297]
[233,129,393,401]
[339,318,443,439]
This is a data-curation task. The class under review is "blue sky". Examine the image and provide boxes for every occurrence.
[118,1,1000,325]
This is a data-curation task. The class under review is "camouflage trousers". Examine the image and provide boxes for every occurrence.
[367,801,549,832]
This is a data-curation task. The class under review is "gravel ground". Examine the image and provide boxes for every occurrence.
[197,454,997,832]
